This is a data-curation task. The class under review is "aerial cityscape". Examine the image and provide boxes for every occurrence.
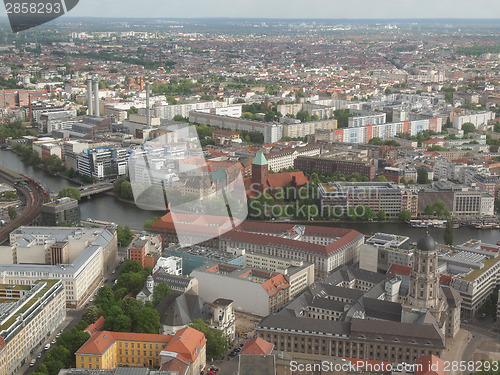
[0,7,499,375]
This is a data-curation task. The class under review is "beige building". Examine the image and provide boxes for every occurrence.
[219,222,364,279]
[244,252,314,299]
[282,119,337,139]
[0,227,117,307]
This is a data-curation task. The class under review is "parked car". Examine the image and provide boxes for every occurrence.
[44,344,50,351]
[30,359,36,366]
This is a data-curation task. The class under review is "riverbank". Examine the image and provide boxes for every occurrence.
[2,148,499,245]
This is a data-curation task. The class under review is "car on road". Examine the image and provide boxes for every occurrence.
[37,353,42,359]
[30,359,36,366]
[44,344,50,351]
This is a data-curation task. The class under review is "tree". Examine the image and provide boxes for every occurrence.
[433,201,447,217]
[121,259,143,274]
[462,122,475,134]
[173,115,188,122]
[153,282,171,306]
[377,210,387,221]
[296,110,310,122]
[144,216,160,231]
[116,225,134,247]
[424,205,435,216]
[190,319,228,358]
[113,314,132,332]
[360,206,376,221]
[417,168,430,184]
[444,220,454,246]
[375,175,388,182]
[7,206,17,220]
[58,186,81,201]
[2,191,17,200]
[136,307,160,334]
[82,306,100,325]
[398,210,412,222]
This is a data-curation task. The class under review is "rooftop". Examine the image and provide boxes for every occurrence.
[463,256,500,281]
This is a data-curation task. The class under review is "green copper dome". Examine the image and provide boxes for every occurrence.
[252,151,268,166]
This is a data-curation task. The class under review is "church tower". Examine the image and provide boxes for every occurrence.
[146,275,154,294]
[251,151,268,193]
[405,233,440,310]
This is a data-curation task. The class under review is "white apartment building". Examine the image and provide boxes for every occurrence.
[153,256,183,276]
[0,280,66,375]
[266,145,320,172]
[0,227,117,307]
[154,101,232,120]
[453,111,495,129]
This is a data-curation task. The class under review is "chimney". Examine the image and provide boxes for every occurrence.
[87,79,93,116]
[146,82,151,128]
[94,81,100,117]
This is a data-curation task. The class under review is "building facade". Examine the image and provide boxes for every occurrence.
[0,280,66,375]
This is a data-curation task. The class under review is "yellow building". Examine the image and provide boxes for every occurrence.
[76,327,206,374]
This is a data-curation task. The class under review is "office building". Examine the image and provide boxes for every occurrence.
[40,197,80,226]
[191,263,290,316]
[0,227,117,307]
[219,222,364,279]
[319,182,403,217]
[295,153,376,181]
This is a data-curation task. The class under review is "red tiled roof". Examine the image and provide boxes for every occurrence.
[163,327,207,362]
[387,263,412,277]
[266,172,308,189]
[151,212,236,236]
[261,274,289,297]
[75,331,120,356]
[240,337,274,355]
[159,357,189,373]
[77,328,206,363]
[439,274,452,286]
[422,138,445,144]
[222,222,363,257]
[84,316,105,336]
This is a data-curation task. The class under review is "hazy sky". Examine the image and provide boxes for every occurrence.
[1,0,500,20]
[70,0,500,19]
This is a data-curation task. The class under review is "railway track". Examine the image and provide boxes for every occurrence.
[0,168,48,244]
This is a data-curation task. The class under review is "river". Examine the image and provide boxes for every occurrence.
[1,148,499,245]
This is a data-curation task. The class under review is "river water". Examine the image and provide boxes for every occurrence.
[1,149,499,245]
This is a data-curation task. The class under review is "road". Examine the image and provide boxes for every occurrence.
[20,250,124,375]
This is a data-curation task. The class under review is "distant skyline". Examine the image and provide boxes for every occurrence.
[2,0,500,21]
